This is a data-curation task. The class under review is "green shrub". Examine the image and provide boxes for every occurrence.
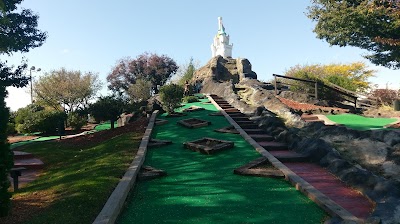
[16,109,65,134]
[159,84,184,114]
[183,95,199,103]
[67,112,87,131]
[6,123,16,135]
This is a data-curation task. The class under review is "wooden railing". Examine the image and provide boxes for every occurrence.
[273,74,378,108]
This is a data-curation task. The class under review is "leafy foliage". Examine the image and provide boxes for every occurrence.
[127,78,152,103]
[14,105,65,134]
[183,95,199,103]
[159,84,184,114]
[175,57,197,86]
[34,68,102,113]
[107,53,178,95]
[67,112,87,131]
[0,0,47,216]
[370,88,400,105]
[89,96,127,129]
[308,0,400,68]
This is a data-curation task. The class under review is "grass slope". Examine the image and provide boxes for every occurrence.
[119,99,327,224]
[326,114,397,130]
[8,132,141,224]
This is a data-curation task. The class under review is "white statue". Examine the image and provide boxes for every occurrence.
[211,17,233,58]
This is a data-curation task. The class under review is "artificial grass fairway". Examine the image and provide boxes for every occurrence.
[326,114,397,130]
[119,99,326,224]
[94,121,118,131]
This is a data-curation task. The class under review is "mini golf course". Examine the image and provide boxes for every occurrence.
[326,114,397,130]
[118,98,327,223]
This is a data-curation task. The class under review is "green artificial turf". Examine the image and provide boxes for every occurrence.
[326,114,397,130]
[10,136,61,150]
[94,121,118,131]
[119,99,327,224]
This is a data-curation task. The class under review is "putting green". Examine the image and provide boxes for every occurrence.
[119,99,326,223]
[326,114,397,130]
[94,121,118,131]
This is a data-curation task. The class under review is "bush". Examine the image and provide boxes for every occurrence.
[16,109,65,134]
[183,95,199,103]
[370,88,399,105]
[67,112,87,131]
[159,84,184,114]
[6,123,16,135]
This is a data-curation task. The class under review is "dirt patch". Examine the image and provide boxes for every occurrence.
[7,136,38,144]
[59,117,148,148]
[278,97,349,113]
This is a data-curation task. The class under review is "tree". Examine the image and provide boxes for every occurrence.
[285,62,375,93]
[89,96,127,129]
[308,0,400,68]
[107,53,178,95]
[171,57,198,85]
[0,0,47,216]
[159,84,184,114]
[127,78,152,103]
[34,68,102,113]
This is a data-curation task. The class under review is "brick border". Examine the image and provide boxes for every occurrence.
[93,110,159,224]
[207,95,362,223]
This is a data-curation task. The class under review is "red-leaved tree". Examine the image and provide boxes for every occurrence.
[107,53,178,95]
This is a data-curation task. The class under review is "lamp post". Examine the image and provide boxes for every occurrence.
[29,66,41,104]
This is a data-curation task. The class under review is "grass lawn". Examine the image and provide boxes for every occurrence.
[7,131,142,224]
[326,114,397,130]
[119,99,327,224]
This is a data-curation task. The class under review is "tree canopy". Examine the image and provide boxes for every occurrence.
[107,53,178,95]
[0,0,47,216]
[308,0,400,68]
[34,68,102,113]
[89,96,127,129]
[285,62,375,92]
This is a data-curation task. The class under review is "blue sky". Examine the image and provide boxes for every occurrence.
[4,0,399,111]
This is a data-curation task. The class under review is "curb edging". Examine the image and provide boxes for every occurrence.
[93,110,159,224]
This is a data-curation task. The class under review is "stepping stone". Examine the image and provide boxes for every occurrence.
[257,141,288,150]
[155,119,168,125]
[13,151,34,159]
[234,157,284,178]
[248,134,274,141]
[183,137,234,155]
[269,150,309,162]
[214,126,239,134]
[177,118,211,128]
[148,139,172,148]
[138,166,167,181]
[14,158,44,170]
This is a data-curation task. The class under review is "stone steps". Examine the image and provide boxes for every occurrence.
[256,141,288,151]
[248,134,274,141]
[14,158,44,170]
[269,150,309,162]
[13,151,34,159]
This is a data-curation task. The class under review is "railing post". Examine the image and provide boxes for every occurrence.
[274,75,278,95]
[314,82,318,99]
[354,97,357,109]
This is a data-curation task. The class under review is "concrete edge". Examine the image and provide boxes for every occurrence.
[92,110,159,224]
[383,117,400,128]
[207,95,362,224]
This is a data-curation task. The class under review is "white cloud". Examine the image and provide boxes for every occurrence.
[61,49,70,54]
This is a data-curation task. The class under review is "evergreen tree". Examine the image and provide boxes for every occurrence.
[0,0,47,216]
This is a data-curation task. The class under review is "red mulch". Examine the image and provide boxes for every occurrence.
[277,97,349,113]
[7,136,38,144]
[59,117,148,148]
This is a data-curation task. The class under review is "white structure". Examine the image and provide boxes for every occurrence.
[211,17,233,58]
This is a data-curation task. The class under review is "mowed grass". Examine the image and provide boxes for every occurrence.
[119,99,327,224]
[12,131,142,224]
[326,114,397,130]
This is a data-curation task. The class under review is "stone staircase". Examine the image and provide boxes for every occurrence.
[210,94,374,221]
[10,150,43,190]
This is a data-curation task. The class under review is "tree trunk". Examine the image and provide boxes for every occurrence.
[110,119,115,129]
[0,86,12,216]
